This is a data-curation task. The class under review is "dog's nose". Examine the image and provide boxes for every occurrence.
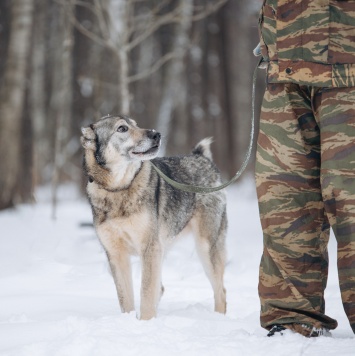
[147,130,161,143]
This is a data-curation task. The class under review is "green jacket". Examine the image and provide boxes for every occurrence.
[259,0,355,87]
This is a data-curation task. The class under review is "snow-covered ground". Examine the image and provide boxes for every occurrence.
[0,178,354,356]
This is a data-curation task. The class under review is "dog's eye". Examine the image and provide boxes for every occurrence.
[117,125,128,133]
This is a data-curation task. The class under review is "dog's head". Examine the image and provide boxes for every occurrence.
[81,115,161,166]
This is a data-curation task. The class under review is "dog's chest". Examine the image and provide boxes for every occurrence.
[88,184,144,224]
[96,209,153,255]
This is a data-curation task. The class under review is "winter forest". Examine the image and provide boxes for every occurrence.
[2,1,355,354]
[0,0,264,211]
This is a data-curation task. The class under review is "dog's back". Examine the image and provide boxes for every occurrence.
[150,138,226,237]
[153,137,221,190]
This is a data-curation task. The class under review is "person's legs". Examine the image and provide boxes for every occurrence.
[318,87,355,333]
[256,83,338,332]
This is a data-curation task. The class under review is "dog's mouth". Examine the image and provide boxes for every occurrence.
[132,144,160,156]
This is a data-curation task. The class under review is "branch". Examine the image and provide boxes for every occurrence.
[68,0,95,12]
[56,0,114,46]
[62,0,228,54]
[125,4,182,52]
[127,0,172,37]
[192,0,229,22]
[77,76,118,91]
[77,50,178,88]
[127,51,179,83]
[72,11,120,54]
[72,15,114,49]
[93,0,111,42]
[126,0,229,52]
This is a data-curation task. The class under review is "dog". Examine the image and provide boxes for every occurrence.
[81,114,227,320]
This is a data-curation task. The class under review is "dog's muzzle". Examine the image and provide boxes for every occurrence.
[147,130,161,145]
[131,130,161,158]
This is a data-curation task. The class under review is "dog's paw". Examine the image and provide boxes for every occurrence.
[80,126,96,150]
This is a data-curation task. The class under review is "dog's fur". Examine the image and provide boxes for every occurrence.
[81,115,227,320]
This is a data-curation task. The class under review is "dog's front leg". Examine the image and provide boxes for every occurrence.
[107,249,135,314]
[98,232,135,314]
[140,238,163,320]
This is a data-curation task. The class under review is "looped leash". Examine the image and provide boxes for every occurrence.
[150,58,262,194]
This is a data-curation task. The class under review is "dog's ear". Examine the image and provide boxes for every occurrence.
[81,125,96,151]
[81,125,96,140]
[80,137,96,150]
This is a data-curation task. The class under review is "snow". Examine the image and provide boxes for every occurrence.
[0,178,354,355]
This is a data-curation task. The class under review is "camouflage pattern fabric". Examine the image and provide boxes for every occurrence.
[256,83,355,333]
[259,0,355,87]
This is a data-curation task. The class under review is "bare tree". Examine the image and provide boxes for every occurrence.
[219,0,262,174]
[103,0,131,113]
[0,0,263,212]
[66,0,228,113]
[30,0,48,187]
[49,0,74,218]
[0,0,34,209]
[156,0,193,154]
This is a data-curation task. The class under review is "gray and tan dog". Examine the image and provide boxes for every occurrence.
[81,115,227,320]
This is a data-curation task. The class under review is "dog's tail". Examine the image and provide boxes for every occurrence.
[192,137,213,160]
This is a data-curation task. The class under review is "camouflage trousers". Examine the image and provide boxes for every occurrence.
[256,83,355,334]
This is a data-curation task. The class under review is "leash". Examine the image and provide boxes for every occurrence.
[150,58,262,194]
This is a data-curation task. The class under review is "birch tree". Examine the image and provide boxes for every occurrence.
[220,0,262,173]
[50,1,74,218]
[0,0,34,209]
[105,0,131,113]
[156,0,193,154]
[68,0,228,114]
[30,0,48,187]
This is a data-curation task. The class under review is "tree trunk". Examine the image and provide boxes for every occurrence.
[30,0,48,187]
[118,47,130,114]
[107,0,131,113]
[219,0,262,174]
[50,1,74,218]
[156,0,193,155]
[0,0,34,210]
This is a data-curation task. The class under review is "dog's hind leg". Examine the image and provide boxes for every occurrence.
[139,238,163,320]
[192,210,227,314]
[106,247,135,314]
